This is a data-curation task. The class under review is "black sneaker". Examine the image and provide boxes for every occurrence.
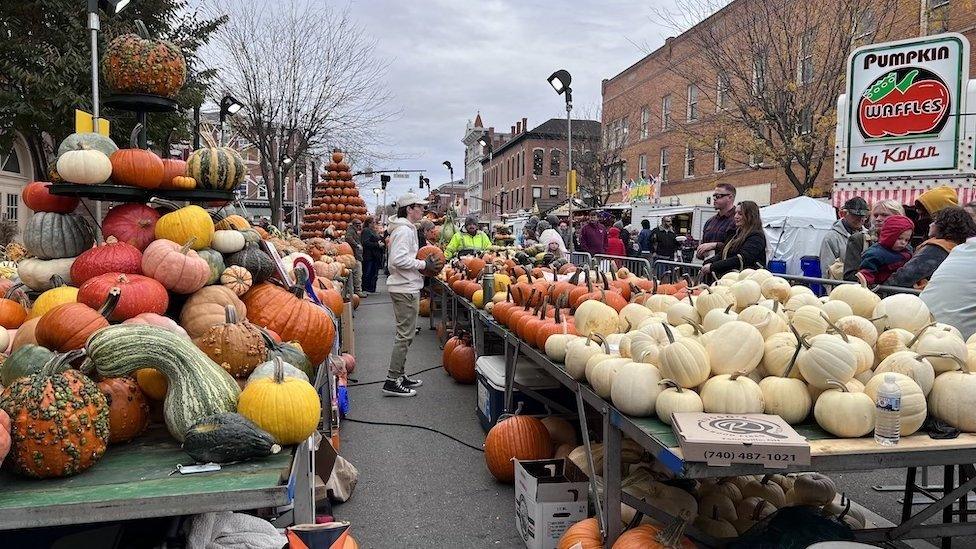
[402,376,423,388]
[382,378,416,397]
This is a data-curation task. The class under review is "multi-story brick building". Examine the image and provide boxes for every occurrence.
[601,0,976,208]
[480,117,600,219]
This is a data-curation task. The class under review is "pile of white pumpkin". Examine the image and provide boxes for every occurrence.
[543,268,976,439]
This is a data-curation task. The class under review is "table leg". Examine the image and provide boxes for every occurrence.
[603,409,622,548]
[889,464,976,542]
[575,389,604,541]
[902,467,917,524]
[503,338,521,414]
[944,465,955,549]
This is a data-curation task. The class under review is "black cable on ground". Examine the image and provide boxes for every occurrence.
[342,417,485,452]
[346,365,443,387]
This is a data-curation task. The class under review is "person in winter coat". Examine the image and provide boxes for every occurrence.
[445,215,491,258]
[557,219,574,251]
[637,220,653,254]
[820,197,869,278]
[345,219,366,298]
[857,215,915,285]
[578,211,608,255]
[650,217,680,261]
[888,207,976,288]
[361,217,384,293]
[607,227,626,256]
[701,201,767,280]
[613,221,631,257]
[383,193,443,397]
[920,236,976,340]
[842,200,904,281]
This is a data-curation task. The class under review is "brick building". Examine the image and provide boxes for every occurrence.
[601,0,976,208]
[480,117,600,219]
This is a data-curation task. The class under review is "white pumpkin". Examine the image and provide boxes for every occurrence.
[584,348,620,385]
[760,277,792,303]
[785,293,823,313]
[738,304,788,339]
[864,372,926,436]
[610,362,663,417]
[695,286,734,318]
[211,230,247,254]
[875,328,915,362]
[564,336,605,380]
[759,376,811,424]
[655,380,704,425]
[545,334,581,363]
[821,300,854,323]
[834,315,879,347]
[747,268,773,284]
[644,294,679,313]
[588,356,631,398]
[730,279,762,311]
[847,335,876,375]
[928,362,976,432]
[575,300,620,338]
[808,378,865,402]
[829,283,880,318]
[761,332,803,378]
[702,304,738,332]
[666,298,700,326]
[814,380,875,437]
[57,147,112,184]
[791,305,828,337]
[789,473,837,506]
[741,475,788,508]
[912,329,967,374]
[627,332,662,366]
[617,303,653,333]
[701,373,765,414]
[658,326,711,388]
[17,257,76,291]
[706,321,764,375]
[872,294,931,333]
[931,323,963,341]
[796,332,857,389]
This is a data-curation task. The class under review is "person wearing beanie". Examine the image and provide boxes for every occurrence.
[916,186,959,218]
[445,214,491,258]
[857,215,915,285]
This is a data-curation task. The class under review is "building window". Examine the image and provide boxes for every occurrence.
[5,194,18,222]
[638,154,647,179]
[532,186,542,199]
[622,116,630,145]
[687,85,699,121]
[716,75,729,111]
[0,147,21,174]
[532,149,544,176]
[257,179,268,199]
[550,149,561,176]
[685,145,695,178]
[662,95,672,130]
[549,187,559,197]
[660,148,669,182]
[640,106,649,139]
[714,139,726,172]
[753,51,766,94]
[798,107,813,135]
[799,31,814,85]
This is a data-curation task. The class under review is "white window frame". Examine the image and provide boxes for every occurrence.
[660,148,669,182]
[798,31,814,85]
[621,116,630,145]
[716,75,729,111]
[549,186,559,197]
[638,153,648,179]
[532,186,542,200]
[661,95,672,130]
[714,139,726,172]
[257,178,269,199]
[687,85,699,122]
[685,145,695,178]
[640,106,649,139]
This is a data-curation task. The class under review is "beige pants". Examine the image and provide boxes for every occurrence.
[387,292,419,379]
[352,260,363,294]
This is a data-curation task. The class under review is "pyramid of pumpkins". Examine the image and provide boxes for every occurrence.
[300,150,369,239]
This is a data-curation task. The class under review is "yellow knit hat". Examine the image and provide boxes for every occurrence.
[916,186,959,215]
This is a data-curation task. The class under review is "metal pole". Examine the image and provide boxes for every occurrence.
[87,3,100,123]
[193,105,201,150]
[566,98,574,252]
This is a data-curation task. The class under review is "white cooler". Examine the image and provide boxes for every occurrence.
[475,355,560,431]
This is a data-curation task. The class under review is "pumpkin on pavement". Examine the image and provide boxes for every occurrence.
[142,239,210,294]
[237,357,320,444]
[194,306,268,378]
[0,351,109,478]
[78,273,169,321]
[484,415,552,483]
[35,287,120,352]
[244,282,336,366]
[97,377,150,444]
[70,236,143,284]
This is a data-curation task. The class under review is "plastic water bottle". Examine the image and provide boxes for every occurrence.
[874,373,902,446]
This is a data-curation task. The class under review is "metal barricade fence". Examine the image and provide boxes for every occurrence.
[651,260,920,296]
[594,254,654,279]
[568,251,592,268]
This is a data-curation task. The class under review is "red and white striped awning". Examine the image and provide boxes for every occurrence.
[831,184,976,208]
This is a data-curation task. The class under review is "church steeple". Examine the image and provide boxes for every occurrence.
[473,111,483,128]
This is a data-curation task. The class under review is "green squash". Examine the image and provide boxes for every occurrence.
[57,132,118,159]
[182,412,280,463]
[260,330,314,378]
[1,344,55,386]
[23,212,96,260]
[85,324,241,442]
[196,248,226,285]
[227,244,274,283]
[241,229,262,245]
[187,147,246,191]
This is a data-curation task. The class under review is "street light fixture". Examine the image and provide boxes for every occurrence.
[442,160,454,182]
[548,68,575,251]
[219,94,245,145]
[87,0,132,126]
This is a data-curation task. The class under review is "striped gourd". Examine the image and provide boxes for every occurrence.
[187,147,246,190]
[86,324,241,441]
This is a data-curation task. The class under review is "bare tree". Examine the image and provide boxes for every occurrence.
[574,103,628,207]
[206,0,394,227]
[651,0,909,196]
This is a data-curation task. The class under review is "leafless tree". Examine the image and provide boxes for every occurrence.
[574,103,627,207]
[206,0,395,227]
[651,0,909,196]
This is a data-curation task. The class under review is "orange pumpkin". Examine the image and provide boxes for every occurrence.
[484,415,552,483]
[558,518,603,549]
[313,279,343,316]
[0,287,28,329]
[97,377,150,444]
[336,242,353,256]
[35,287,120,352]
[243,282,336,366]
[159,158,187,187]
[110,147,164,189]
[610,520,695,549]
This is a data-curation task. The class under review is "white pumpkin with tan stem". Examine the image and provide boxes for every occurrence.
[617,303,653,333]
[545,333,581,363]
[738,304,788,339]
[785,293,822,313]
[694,286,734,318]
[706,321,764,375]
[701,372,765,414]
[822,313,875,375]
[666,295,699,326]
[791,305,828,337]
[927,354,976,431]
[702,304,738,332]
[834,315,879,347]
[875,351,936,396]
[588,355,631,398]
[788,473,837,506]
[814,379,875,438]
[741,475,787,508]
[611,362,663,417]
[821,300,854,323]
[761,332,802,378]
[730,279,762,311]
[829,282,880,319]
[658,324,710,388]
[795,329,858,389]
[626,331,662,366]
[875,328,915,362]
[759,358,812,425]
[864,372,926,436]
[643,294,679,313]
[655,379,704,425]
[912,327,967,374]
[563,336,604,380]
[872,293,931,333]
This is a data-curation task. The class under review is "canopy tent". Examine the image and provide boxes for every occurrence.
[760,197,837,275]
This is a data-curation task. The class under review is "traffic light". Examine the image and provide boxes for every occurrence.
[418,174,423,189]
[380,174,390,190]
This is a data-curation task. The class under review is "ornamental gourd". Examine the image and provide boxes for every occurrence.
[78,273,169,321]
[154,205,214,250]
[483,415,552,483]
[227,245,275,284]
[220,266,253,296]
[22,181,79,214]
[700,372,765,414]
[243,281,336,366]
[655,380,704,425]
[795,330,857,389]
[0,351,109,478]
[864,372,926,436]
[102,203,161,251]
[658,325,710,388]
[86,325,241,441]
[179,285,247,338]
[211,230,247,254]
[23,212,95,259]
[187,146,247,190]
[194,306,269,378]
[873,294,931,333]
[705,321,763,375]
[18,258,76,292]
[182,412,280,464]
[142,239,210,294]
[237,357,321,445]
[97,377,150,444]
[70,236,143,284]
[102,20,186,97]
[35,288,120,352]
[813,379,875,437]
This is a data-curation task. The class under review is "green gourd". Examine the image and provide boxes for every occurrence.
[227,245,274,283]
[182,412,280,463]
[196,248,226,285]
[1,344,55,386]
[260,329,314,378]
[85,324,240,442]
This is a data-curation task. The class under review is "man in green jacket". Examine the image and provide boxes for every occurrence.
[445,215,492,258]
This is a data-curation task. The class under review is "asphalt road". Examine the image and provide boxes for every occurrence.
[334,278,962,548]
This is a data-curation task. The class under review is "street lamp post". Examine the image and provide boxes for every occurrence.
[87,0,131,125]
[442,160,454,183]
[548,69,574,251]
[219,94,244,146]
[380,174,390,227]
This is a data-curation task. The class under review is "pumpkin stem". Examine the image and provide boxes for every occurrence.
[825,379,849,392]
[39,349,87,379]
[821,312,849,343]
[908,322,937,348]
[730,371,743,381]
[661,322,675,344]
[49,275,66,289]
[789,323,811,349]
[590,332,609,354]
[133,19,151,39]
[272,355,285,384]
[224,304,238,324]
[98,287,122,319]
[724,303,735,314]
[752,500,768,522]
[180,237,198,254]
[129,123,144,149]
[658,378,682,392]
[652,276,659,295]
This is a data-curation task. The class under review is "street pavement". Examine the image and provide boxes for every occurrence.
[335,277,958,548]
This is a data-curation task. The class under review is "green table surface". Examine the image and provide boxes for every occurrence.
[0,425,292,512]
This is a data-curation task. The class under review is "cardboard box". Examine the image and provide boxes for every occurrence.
[514,459,589,549]
[672,412,811,468]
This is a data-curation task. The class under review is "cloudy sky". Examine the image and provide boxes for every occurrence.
[346,0,673,207]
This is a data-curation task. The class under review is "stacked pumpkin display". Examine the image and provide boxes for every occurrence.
[300,150,369,239]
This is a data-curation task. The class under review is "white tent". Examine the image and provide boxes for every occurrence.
[760,197,837,275]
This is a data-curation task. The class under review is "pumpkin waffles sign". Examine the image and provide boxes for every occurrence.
[845,33,968,175]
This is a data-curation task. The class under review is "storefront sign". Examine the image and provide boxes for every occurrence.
[845,33,968,175]
[623,177,658,203]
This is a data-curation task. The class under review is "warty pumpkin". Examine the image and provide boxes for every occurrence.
[154,205,214,250]
[243,282,336,366]
[237,356,320,444]
[35,287,120,352]
[102,20,186,97]
[194,306,268,378]
[142,239,211,294]
[97,377,150,444]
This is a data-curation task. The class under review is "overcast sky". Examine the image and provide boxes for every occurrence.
[347,0,673,208]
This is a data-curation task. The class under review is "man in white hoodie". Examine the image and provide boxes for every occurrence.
[383,193,444,396]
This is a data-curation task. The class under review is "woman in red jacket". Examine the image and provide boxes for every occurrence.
[607,227,626,266]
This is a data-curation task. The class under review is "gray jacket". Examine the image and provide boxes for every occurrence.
[820,219,861,277]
